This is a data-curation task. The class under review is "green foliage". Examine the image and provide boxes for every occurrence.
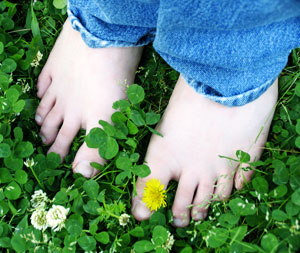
[53,0,67,10]
[0,1,300,252]
[85,83,157,185]
[152,225,168,246]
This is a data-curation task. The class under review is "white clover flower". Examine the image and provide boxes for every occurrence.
[24,158,35,168]
[30,51,43,67]
[119,213,130,226]
[161,231,175,252]
[30,190,48,209]
[31,208,48,231]
[46,205,69,232]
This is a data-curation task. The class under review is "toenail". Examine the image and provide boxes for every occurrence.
[40,134,46,143]
[132,200,151,219]
[74,161,94,178]
[173,218,185,227]
[35,115,42,123]
[194,212,205,220]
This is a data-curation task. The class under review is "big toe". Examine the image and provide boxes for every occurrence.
[73,141,105,178]
[72,121,108,178]
[131,159,171,221]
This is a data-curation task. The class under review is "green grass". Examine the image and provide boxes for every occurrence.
[1,1,300,252]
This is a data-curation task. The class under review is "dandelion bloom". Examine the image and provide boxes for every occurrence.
[142,178,167,211]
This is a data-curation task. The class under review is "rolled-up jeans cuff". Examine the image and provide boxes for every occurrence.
[183,75,276,107]
[67,7,155,48]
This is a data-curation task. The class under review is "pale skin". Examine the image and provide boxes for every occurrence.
[36,19,278,227]
[36,20,143,177]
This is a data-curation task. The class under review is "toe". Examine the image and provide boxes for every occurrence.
[39,106,63,144]
[35,89,55,125]
[234,148,261,190]
[131,160,171,221]
[234,168,254,190]
[48,117,81,160]
[72,123,106,178]
[172,174,198,227]
[214,171,234,200]
[72,142,104,178]
[191,179,215,221]
[37,68,52,98]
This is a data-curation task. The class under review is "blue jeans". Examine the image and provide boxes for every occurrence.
[68,0,300,106]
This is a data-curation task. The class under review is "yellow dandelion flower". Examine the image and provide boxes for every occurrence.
[142,178,167,211]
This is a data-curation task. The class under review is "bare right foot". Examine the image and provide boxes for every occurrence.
[35,19,143,177]
[132,75,278,227]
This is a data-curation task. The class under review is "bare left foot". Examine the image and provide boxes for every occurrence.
[35,19,143,178]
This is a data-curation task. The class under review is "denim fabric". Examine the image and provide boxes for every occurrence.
[68,0,157,48]
[68,0,300,106]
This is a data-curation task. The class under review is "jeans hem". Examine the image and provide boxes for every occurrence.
[67,8,154,48]
[183,76,276,107]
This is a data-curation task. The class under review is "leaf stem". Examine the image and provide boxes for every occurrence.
[29,165,44,189]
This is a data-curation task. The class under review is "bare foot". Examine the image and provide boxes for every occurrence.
[35,19,143,177]
[132,75,278,227]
